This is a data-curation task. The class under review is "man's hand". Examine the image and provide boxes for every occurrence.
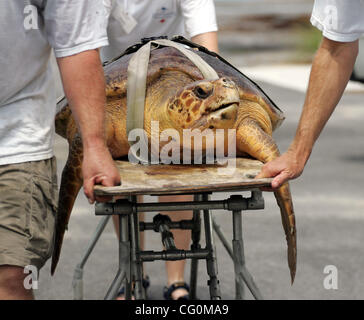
[256,149,305,189]
[82,143,121,204]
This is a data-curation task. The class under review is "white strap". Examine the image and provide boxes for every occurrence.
[126,39,219,164]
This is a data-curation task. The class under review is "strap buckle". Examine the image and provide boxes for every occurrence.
[141,36,168,44]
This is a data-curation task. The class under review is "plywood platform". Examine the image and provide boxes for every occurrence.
[94,158,272,196]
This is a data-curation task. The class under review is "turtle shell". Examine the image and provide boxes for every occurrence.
[103,44,284,130]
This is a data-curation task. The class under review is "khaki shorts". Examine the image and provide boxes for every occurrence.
[0,157,58,270]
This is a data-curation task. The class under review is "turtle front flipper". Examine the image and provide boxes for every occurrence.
[51,135,83,275]
[236,118,297,283]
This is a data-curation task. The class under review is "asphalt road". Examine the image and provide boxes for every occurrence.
[34,68,364,300]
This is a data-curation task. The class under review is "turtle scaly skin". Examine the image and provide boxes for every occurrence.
[52,46,296,283]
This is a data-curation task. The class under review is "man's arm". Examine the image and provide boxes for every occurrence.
[257,37,359,188]
[191,31,219,53]
[181,0,218,53]
[57,49,121,203]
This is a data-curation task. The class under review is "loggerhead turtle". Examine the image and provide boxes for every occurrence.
[52,39,296,283]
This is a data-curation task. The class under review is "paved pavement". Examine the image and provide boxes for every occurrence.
[242,64,364,93]
[34,63,364,300]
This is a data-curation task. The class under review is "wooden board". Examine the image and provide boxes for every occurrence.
[94,158,272,196]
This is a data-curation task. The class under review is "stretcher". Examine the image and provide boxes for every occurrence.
[72,158,272,300]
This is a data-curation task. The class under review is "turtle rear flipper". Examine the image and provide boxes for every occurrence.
[274,183,297,283]
[55,104,72,139]
[51,135,83,275]
[236,117,297,283]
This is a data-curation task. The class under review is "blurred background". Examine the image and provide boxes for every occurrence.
[218,0,321,66]
[39,0,364,300]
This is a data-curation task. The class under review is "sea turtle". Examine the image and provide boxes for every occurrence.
[52,40,296,283]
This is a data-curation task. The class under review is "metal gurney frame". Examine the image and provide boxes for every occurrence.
[72,159,271,300]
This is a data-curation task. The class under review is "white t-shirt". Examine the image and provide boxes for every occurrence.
[0,0,108,165]
[311,0,364,42]
[101,0,218,62]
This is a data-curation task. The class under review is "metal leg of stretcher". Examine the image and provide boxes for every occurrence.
[232,209,246,299]
[189,194,202,300]
[104,196,145,300]
[72,215,111,300]
[212,203,264,300]
[104,213,131,300]
[93,191,264,300]
[203,193,222,300]
[130,195,145,300]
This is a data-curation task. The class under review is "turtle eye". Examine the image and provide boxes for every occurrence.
[193,86,212,99]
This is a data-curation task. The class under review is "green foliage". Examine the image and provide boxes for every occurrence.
[296,25,322,54]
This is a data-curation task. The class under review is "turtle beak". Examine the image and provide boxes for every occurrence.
[207,103,238,128]
[204,78,239,128]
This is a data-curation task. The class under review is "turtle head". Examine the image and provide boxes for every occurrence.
[167,77,239,131]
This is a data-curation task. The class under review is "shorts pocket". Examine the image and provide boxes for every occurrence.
[27,160,58,262]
